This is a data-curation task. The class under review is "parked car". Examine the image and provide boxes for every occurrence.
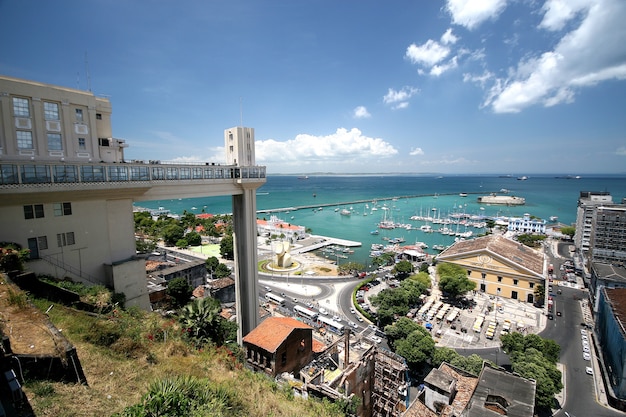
[585,366,593,375]
[583,352,591,361]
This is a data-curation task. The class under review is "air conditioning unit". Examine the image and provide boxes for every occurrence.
[46,120,61,132]
[15,117,32,129]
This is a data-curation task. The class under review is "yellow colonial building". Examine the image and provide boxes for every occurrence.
[437,235,547,304]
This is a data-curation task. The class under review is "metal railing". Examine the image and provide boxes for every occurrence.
[0,161,266,186]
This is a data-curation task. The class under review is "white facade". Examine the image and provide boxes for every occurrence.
[507,213,546,234]
[575,191,613,256]
[0,76,266,339]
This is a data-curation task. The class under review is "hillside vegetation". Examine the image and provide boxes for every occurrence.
[9,290,344,417]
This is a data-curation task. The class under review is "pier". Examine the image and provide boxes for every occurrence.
[256,191,495,215]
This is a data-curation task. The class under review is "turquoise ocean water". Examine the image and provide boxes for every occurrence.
[135,174,626,268]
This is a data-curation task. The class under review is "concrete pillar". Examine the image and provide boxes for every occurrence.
[232,185,260,343]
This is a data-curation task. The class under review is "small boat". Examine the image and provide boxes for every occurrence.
[517,176,528,181]
[459,193,468,197]
[549,216,559,222]
[370,230,379,235]
[340,209,351,216]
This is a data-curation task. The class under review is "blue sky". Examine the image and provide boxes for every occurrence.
[1,0,625,175]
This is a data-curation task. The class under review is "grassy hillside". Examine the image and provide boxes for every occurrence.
[19,296,345,417]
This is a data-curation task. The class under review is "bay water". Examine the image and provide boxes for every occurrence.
[135,174,626,267]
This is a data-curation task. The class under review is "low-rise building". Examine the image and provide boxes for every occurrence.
[437,235,546,304]
[507,213,546,234]
[242,317,314,377]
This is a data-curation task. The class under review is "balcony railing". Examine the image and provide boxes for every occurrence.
[0,160,266,186]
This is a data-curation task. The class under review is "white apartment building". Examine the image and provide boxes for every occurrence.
[0,75,265,341]
[575,191,613,256]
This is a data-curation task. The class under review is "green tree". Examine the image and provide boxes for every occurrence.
[337,261,365,276]
[185,231,202,246]
[0,243,30,272]
[166,277,193,309]
[176,238,189,248]
[418,262,430,273]
[220,235,234,259]
[432,347,459,367]
[384,317,421,350]
[179,297,235,347]
[214,263,232,279]
[500,332,562,410]
[449,354,484,375]
[437,263,476,298]
[162,224,185,246]
[560,226,575,239]
[370,288,410,327]
[534,284,545,306]
[205,256,220,276]
[395,327,435,369]
[392,260,414,279]
[135,238,157,254]
[517,234,546,248]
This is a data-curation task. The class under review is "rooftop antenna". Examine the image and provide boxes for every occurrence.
[239,96,243,127]
[84,52,92,92]
[76,71,80,90]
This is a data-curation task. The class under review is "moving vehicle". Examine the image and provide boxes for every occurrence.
[265,293,285,306]
[294,305,318,321]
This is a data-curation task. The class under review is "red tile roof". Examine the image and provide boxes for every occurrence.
[243,317,312,353]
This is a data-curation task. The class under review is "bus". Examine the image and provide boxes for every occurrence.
[265,293,285,306]
[317,315,345,334]
[294,305,319,321]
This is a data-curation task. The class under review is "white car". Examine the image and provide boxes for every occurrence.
[332,315,342,322]
[583,352,591,361]
[319,308,328,315]
[583,346,590,354]
[586,366,593,375]
[357,316,364,322]
[582,340,590,349]
[349,321,358,329]
[581,335,588,342]
[580,329,588,336]
[350,307,356,314]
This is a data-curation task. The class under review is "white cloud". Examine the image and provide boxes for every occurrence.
[539,0,590,31]
[353,106,371,119]
[409,147,425,156]
[616,146,626,156]
[254,128,398,167]
[463,70,494,88]
[431,56,459,76]
[445,0,508,30]
[383,86,419,109]
[441,28,459,45]
[485,0,626,113]
[405,40,450,66]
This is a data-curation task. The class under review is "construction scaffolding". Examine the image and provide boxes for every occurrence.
[372,349,409,417]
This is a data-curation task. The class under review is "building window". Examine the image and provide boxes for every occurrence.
[47,133,63,151]
[57,232,75,247]
[44,102,60,120]
[75,108,83,122]
[513,279,519,286]
[511,291,518,300]
[99,138,110,146]
[96,113,102,120]
[24,204,44,219]
[78,138,86,150]
[467,270,471,276]
[497,276,502,282]
[13,97,30,117]
[38,236,49,250]
[54,202,72,216]
[21,165,50,183]
[529,282,535,289]
[81,165,105,182]
[16,131,33,149]
[481,273,486,279]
